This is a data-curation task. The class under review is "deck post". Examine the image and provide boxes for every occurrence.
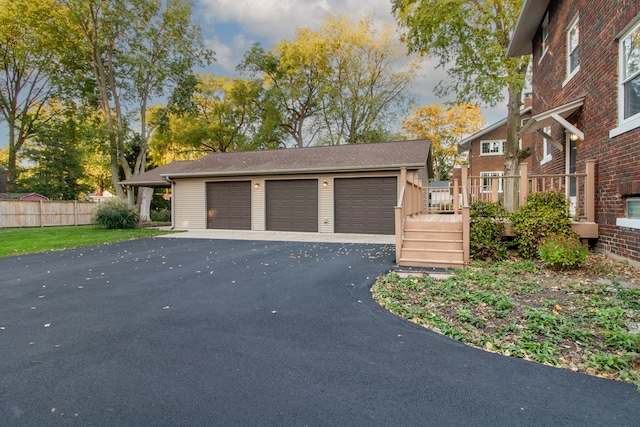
[453,179,459,214]
[462,206,470,264]
[519,162,528,208]
[395,206,403,263]
[585,160,595,222]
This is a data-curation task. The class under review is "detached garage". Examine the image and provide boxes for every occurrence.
[121,139,432,236]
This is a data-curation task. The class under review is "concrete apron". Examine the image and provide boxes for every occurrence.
[155,228,395,245]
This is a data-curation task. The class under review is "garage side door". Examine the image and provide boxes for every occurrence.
[334,177,397,235]
[206,181,251,230]
[266,179,318,232]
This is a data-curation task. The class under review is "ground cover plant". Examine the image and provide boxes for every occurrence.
[372,253,640,388]
[0,226,174,257]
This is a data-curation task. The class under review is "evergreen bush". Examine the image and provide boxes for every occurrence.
[469,201,509,261]
[511,192,575,259]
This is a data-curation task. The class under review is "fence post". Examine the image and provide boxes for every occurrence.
[519,162,528,208]
[0,201,3,229]
[585,159,595,222]
[39,200,44,227]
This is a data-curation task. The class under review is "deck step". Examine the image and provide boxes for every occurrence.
[398,258,464,269]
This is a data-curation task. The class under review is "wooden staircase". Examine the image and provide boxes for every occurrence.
[397,215,465,269]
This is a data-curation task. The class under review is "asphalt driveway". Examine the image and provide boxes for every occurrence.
[1,237,639,426]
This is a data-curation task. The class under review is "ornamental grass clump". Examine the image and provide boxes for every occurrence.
[93,199,139,229]
[538,234,588,270]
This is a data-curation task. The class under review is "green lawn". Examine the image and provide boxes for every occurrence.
[0,226,177,257]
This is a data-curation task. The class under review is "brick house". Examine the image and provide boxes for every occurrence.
[508,0,640,265]
[459,94,533,197]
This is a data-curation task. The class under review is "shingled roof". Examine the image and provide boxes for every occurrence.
[121,139,432,187]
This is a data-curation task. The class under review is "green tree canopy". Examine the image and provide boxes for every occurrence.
[393,0,530,210]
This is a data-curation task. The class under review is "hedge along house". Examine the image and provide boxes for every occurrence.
[121,139,433,237]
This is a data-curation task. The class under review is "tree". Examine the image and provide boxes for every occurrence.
[239,39,326,148]
[239,14,418,147]
[402,103,484,180]
[17,101,93,199]
[149,74,277,163]
[393,0,530,210]
[59,0,213,202]
[318,14,418,145]
[0,0,64,191]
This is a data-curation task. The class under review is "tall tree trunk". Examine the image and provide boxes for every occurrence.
[138,186,153,221]
[503,84,523,212]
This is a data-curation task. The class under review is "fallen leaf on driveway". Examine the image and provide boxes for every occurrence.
[44,323,51,328]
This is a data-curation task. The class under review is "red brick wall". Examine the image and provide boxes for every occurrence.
[467,113,533,178]
[529,0,640,263]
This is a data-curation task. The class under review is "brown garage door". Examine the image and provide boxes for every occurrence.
[266,179,318,232]
[206,181,251,230]
[334,177,397,235]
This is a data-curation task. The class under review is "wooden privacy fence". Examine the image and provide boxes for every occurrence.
[0,200,98,228]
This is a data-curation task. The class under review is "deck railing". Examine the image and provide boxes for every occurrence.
[395,169,424,261]
[425,160,595,221]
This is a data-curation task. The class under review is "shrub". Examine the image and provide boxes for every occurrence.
[510,192,575,259]
[538,234,588,270]
[93,199,139,229]
[469,201,509,261]
[150,209,171,222]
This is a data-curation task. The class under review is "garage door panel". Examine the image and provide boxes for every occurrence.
[334,177,397,235]
[207,181,251,230]
[266,180,318,232]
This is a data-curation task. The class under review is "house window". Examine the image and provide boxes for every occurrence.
[480,171,504,193]
[541,126,552,165]
[622,24,640,120]
[540,12,549,62]
[480,140,505,155]
[616,197,640,229]
[628,198,640,219]
[610,20,640,137]
[564,15,580,85]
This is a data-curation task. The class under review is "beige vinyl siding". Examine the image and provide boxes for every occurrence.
[172,170,402,232]
[252,178,265,231]
[318,177,333,233]
[174,178,206,229]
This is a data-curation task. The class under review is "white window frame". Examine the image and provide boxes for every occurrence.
[539,12,550,64]
[540,126,552,165]
[480,171,504,194]
[616,197,640,229]
[563,15,580,87]
[610,19,640,138]
[480,140,506,156]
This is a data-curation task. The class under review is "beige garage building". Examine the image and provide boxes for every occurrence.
[122,139,432,236]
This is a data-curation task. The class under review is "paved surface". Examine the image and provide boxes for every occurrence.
[1,237,639,426]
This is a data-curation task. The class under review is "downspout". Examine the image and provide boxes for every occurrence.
[164,177,176,229]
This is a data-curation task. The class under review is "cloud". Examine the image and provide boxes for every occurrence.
[199,0,394,43]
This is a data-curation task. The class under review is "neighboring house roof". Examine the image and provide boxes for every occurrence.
[507,0,551,57]
[458,107,532,152]
[121,140,433,187]
[0,192,49,201]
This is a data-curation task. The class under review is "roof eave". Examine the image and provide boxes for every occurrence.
[163,164,429,180]
[506,0,551,57]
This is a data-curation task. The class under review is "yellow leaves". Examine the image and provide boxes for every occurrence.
[402,103,485,179]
